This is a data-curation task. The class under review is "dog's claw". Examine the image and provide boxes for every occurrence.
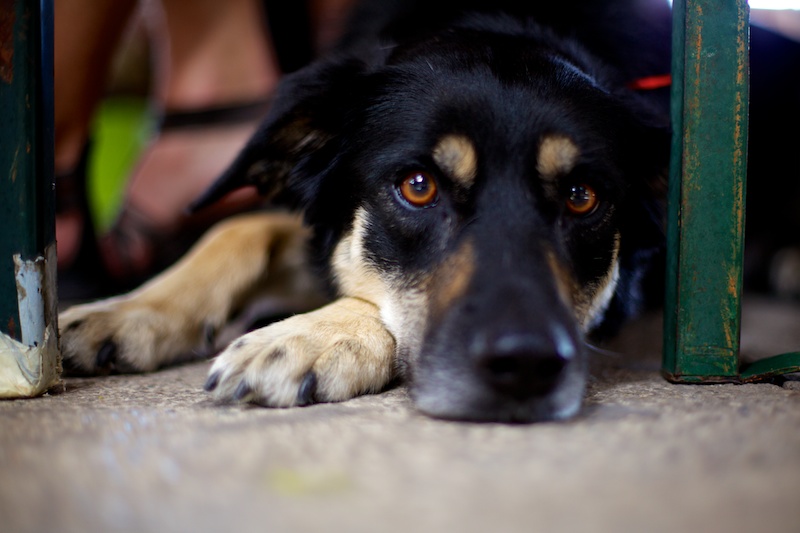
[297,372,318,406]
[204,371,221,392]
[232,380,253,402]
[96,340,117,369]
[60,355,83,375]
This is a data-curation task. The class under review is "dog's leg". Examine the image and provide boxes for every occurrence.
[205,296,397,406]
[59,212,321,374]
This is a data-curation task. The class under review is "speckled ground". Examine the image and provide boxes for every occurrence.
[2,297,799,533]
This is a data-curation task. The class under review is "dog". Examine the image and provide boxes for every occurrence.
[59,0,676,422]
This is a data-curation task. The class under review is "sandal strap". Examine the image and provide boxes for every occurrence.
[160,99,272,131]
[109,205,163,244]
[99,205,164,282]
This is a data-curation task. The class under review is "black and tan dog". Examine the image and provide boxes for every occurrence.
[59,0,675,422]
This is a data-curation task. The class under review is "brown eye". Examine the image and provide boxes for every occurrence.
[566,184,599,216]
[398,172,438,207]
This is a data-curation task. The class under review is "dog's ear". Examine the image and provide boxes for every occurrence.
[189,58,368,212]
[603,95,671,325]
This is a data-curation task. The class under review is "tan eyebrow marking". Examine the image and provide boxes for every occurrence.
[432,134,478,187]
[537,134,581,182]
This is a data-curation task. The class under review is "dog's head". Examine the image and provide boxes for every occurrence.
[196,18,668,422]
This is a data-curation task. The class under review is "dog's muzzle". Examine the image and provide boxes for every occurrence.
[410,277,588,423]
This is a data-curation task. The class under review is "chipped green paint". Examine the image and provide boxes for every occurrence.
[664,0,800,382]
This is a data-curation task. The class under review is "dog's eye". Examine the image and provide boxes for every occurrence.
[398,172,439,208]
[566,184,599,216]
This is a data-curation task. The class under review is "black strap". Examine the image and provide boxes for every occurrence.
[160,99,273,130]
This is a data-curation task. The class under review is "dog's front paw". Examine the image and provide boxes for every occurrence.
[59,297,211,375]
[205,298,396,407]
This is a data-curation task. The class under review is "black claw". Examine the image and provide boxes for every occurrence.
[232,380,253,402]
[60,355,87,376]
[204,371,221,392]
[203,323,216,347]
[297,372,318,406]
[96,340,117,368]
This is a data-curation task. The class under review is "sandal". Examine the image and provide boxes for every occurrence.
[96,98,273,291]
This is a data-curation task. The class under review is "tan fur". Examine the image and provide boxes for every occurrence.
[536,135,580,183]
[330,208,391,307]
[545,235,621,332]
[579,233,621,330]
[59,212,324,372]
[545,247,580,311]
[429,239,476,319]
[375,240,478,364]
[208,297,396,406]
[432,134,478,187]
[328,207,422,364]
[382,287,429,364]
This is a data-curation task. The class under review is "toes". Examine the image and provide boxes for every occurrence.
[60,331,118,377]
[205,327,314,407]
[208,367,295,408]
[206,343,315,408]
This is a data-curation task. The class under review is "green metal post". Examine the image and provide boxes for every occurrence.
[0,0,61,397]
[664,0,800,382]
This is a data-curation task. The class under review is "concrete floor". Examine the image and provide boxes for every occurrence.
[2,296,799,533]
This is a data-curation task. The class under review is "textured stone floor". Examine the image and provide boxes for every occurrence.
[2,297,799,533]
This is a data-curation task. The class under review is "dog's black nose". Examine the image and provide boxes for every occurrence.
[477,332,574,399]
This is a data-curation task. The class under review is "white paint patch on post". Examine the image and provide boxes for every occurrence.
[15,254,46,347]
[0,244,62,398]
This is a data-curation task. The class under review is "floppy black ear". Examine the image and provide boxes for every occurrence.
[189,57,368,212]
[598,95,671,334]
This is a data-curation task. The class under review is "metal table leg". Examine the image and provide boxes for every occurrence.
[664,0,800,383]
[0,0,60,397]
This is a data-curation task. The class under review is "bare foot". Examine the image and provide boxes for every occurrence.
[125,119,265,232]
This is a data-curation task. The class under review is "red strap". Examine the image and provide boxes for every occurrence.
[627,74,672,90]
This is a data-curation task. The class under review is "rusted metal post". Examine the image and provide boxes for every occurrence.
[664,0,800,382]
[0,0,61,397]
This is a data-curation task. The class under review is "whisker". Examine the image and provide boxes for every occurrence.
[584,342,623,358]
